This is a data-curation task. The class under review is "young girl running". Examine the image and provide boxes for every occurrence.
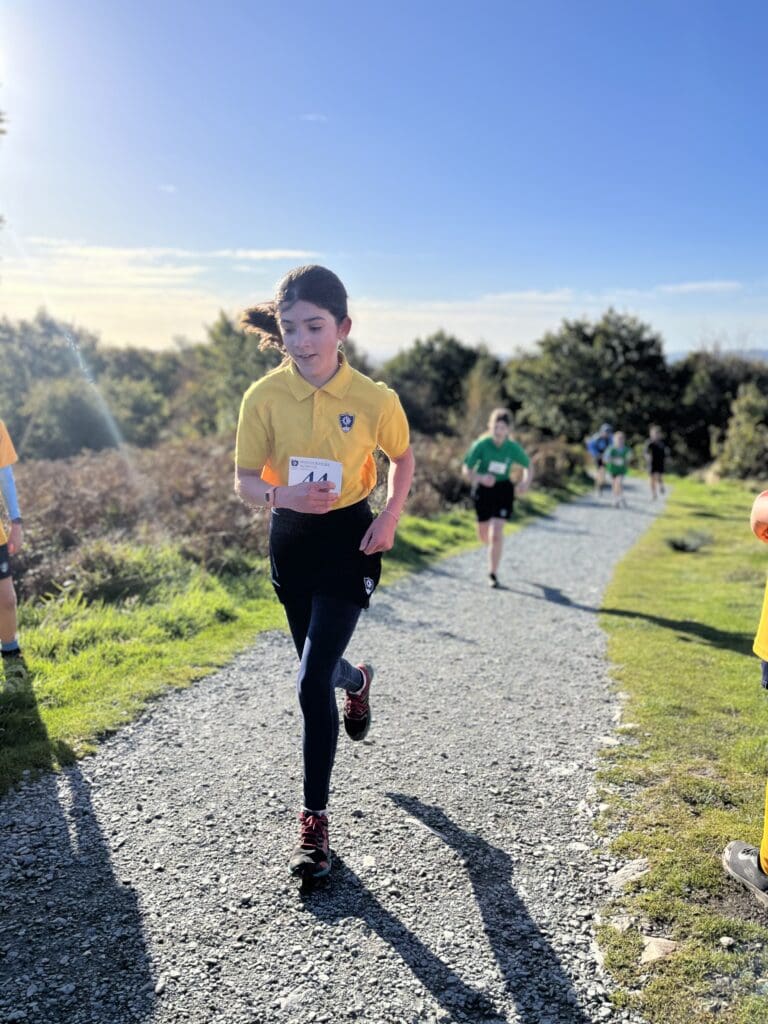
[234,266,414,884]
[462,409,532,588]
[605,430,632,508]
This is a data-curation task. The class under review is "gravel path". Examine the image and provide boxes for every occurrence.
[0,482,665,1024]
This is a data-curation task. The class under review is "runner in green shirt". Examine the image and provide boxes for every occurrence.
[462,408,533,588]
[605,430,632,508]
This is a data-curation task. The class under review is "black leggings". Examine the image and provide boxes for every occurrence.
[282,591,364,811]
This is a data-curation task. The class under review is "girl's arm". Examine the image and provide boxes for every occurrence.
[0,465,23,554]
[235,468,338,515]
[359,446,416,554]
[516,461,534,495]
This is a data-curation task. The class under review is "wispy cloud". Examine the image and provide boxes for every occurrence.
[1,236,762,356]
[158,184,177,194]
[657,280,743,295]
[209,248,318,261]
[0,236,320,348]
[300,113,328,123]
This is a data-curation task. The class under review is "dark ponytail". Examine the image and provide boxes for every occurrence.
[240,265,349,354]
[239,302,282,351]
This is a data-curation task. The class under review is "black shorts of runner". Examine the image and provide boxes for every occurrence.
[649,456,665,475]
[595,455,605,469]
[0,544,12,580]
[474,480,515,523]
[269,498,382,610]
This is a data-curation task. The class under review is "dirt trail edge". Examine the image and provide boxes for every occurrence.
[0,482,663,1024]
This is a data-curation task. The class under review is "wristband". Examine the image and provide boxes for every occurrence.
[11,517,22,525]
[380,508,400,523]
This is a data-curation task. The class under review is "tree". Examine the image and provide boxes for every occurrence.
[21,379,120,459]
[379,331,483,434]
[461,351,508,438]
[670,351,768,467]
[716,382,768,479]
[505,309,672,443]
[0,311,103,442]
[103,377,171,448]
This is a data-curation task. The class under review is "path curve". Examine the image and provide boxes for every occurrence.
[0,483,664,1024]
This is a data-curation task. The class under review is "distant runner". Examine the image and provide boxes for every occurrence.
[462,408,533,588]
[234,265,414,888]
[644,424,669,500]
[605,431,632,509]
[0,420,24,683]
[585,423,613,497]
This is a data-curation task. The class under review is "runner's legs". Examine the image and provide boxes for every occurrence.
[281,592,362,811]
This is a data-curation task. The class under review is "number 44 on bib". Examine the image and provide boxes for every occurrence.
[288,456,343,491]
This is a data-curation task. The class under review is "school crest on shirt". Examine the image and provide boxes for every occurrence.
[339,413,355,433]
[363,576,375,596]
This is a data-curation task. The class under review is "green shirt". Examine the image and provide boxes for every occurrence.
[606,444,631,473]
[463,435,530,482]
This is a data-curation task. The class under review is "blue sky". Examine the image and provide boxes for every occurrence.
[1,0,767,358]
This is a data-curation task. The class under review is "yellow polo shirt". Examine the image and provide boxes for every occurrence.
[236,355,410,510]
[755,581,768,661]
[0,421,18,546]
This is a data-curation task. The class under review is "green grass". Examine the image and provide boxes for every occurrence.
[599,476,768,1023]
[0,486,577,793]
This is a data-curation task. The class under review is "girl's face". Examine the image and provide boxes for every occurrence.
[492,420,510,443]
[278,300,351,382]
[615,432,625,446]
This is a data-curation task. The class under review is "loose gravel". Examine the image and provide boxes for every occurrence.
[0,483,664,1024]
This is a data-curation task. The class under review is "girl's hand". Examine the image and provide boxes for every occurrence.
[516,479,530,495]
[280,481,338,514]
[7,523,22,555]
[359,512,397,554]
[478,473,496,488]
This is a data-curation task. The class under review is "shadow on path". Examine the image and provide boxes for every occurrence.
[304,795,591,1023]
[0,661,155,1022]
[390,795,592,1023]
[507,582,753,657]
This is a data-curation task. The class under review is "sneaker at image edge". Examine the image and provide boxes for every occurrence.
[343,663,373,741]
[289,811,331,878]
[722,840,768,908]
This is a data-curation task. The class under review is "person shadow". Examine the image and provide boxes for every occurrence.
[500,582,753,658]
[304,794,592,1023]
[0,657,156,1022]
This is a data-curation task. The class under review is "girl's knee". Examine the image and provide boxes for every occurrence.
[0,585,17,614]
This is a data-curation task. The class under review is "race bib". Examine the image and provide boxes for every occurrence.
[487,460,508,475]
[288,456,343,492]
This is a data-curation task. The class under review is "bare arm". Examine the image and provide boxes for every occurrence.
[235,467,338,514]
[462,463,495,488]
[360,446,416,554]
[516,461,534,495]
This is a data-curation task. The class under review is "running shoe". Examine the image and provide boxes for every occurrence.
[343,663,373,741]
[289,811,331,879]
[489,573,499,588]
[722,840,768,908]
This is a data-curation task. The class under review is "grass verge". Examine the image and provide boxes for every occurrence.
[0,485,579,793]
[599,476,768,1023]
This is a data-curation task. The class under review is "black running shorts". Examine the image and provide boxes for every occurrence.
[269,499,382,609]
[474,480,515,523]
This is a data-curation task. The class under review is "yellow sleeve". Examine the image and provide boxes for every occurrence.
[377,390,410,460]
[235,390,271,471]
[754,578,768,661]
[0,422,18,469]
